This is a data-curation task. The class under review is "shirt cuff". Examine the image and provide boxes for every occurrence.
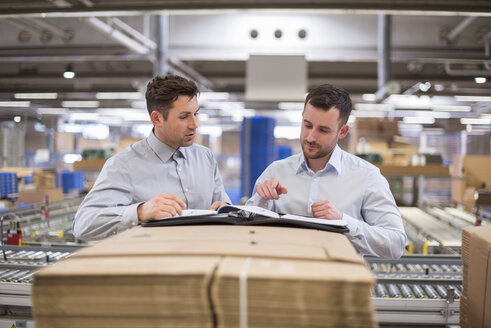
[122,202,142,229]
[342,212,359,234]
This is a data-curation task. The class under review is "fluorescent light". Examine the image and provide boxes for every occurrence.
[432,105,472,112]
[38,108,69,115]
[199,92,230,101]
[96,92,142,100]
[0,101,30,107]
[362,94,376,101]
[13,116,21,123]
[460,118,491,125]
[63,71,75,79]
[69,112,99,120]
[455,96,491,102]
[474,77,487,84]
[278,102,304,110]
[14,93,58,99]
[403,117,435,124]
[62,101,100,108]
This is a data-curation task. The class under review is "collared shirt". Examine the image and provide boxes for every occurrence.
[73,131,230,241]
[246,145,407,259]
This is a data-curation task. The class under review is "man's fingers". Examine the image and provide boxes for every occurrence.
[279,186,288,195]
[209,201,223,210]
[161,194,186,208]
[159,198,184,215]
[265,182,279,199]
[258,183,274,200]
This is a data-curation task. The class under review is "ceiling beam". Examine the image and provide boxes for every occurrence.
[1,1,491,17]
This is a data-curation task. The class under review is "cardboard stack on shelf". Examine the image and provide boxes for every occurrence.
[32,225,376,328]
[461,226,491,328]
[17,170,63,205]
[450,155,491,208]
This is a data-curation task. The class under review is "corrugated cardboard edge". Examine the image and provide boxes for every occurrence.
[461,226,491,328]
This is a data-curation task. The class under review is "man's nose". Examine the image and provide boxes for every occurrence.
[306,130,317,142]
[189,116,198,129]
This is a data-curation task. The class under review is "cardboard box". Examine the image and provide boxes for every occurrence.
[451,155,491,189]
[33,225,376,328]
[18,188,63,204]
[33,170,57,189]
[72,159,107,171]
[461,226,491,328]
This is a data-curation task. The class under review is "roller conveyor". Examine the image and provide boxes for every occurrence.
[0,247,464,328]
[399,206,463,249]
[367,255,462,326]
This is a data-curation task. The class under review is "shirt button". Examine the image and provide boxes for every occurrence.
[185,188,189,192]
[178,168,181,171]
[313,178,317,182]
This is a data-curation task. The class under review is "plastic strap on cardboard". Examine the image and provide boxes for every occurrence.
[239,257,252,328]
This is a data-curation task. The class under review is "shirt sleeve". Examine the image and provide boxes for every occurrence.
[211,154,231,204]
[73,157,139,241]
[342,169,407,259]
[245,165,274,210]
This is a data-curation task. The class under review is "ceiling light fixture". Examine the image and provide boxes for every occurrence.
[63,64,75,79]
[474,77,487,84]
[62,101,100,108]
[14,93,58,99]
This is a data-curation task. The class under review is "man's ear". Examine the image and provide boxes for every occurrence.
[150,111,162,126]
[338,124,350,139]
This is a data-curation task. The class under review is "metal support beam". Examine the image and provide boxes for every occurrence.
[85,17,149,55]
[154,14,169,76]
[445,16,477,45]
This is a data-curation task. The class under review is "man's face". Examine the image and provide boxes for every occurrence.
[300,102,348,161]
[152,95,199,149]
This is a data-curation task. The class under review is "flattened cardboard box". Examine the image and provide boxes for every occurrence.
[461,226,491,328]
[33,225,376,328]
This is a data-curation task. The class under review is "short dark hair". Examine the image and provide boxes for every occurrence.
[145,74,199,120]
[304,84,352,126]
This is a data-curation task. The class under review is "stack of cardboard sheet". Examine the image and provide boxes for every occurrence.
[214,257,375,328]
[461,226,491,328]
[32,225,376,328]
[33,256,219,328]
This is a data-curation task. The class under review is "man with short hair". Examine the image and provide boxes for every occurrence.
[246,84,406,259]
[74,74,230,240]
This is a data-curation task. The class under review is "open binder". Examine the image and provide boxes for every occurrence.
[141,205,349,233]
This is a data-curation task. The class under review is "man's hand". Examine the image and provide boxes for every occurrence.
[137,193,186,222]
[257,178,288,200]
[209,201,226,210]
[311,200,343,220]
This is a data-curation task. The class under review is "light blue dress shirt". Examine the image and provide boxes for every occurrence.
[73,131,230,241]
[246,145,406,259]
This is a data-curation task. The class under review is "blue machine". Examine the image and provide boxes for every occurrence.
[240,117,276,199]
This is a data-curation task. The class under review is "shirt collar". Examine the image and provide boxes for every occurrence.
[147,130,186,162]
[295,144,343,175]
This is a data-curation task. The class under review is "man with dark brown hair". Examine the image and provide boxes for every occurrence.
[74,74,230,240]
[247,84,406,259]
